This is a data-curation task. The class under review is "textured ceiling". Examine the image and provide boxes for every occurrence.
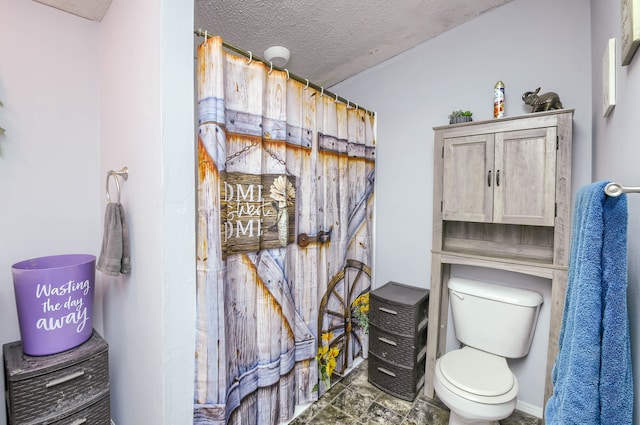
[194,0,514,87]
[30,0,515,87]
[32,0,113,21]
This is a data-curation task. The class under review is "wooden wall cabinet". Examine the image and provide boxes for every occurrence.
[443,127,557,226]
[426,110,573,409]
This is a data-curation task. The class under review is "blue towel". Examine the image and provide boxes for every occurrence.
[545,181,633,424]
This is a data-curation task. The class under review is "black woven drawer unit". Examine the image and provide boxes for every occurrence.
[368,281,429,400]
[368,351,426,401]
[3,330,110,425]
[370,323,427,366]
[369,281,429,336]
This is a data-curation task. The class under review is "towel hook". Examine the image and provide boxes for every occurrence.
[106,167,129,203]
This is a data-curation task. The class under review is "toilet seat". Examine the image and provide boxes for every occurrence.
[436,346,519,405]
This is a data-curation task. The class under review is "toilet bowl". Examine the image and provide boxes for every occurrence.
[432,277,543,425]
[434,346,518,425]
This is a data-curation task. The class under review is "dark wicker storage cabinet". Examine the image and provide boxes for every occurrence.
[3,330,110,425]
[368,281,429,401]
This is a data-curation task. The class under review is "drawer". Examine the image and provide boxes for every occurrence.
[369,324,427,366]
[368,351,426,401]
[4,331,110,425]
[34,393,110,425]
[7,351,109,424]
[369,282,429,336]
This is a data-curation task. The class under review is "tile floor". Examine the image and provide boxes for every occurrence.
[288,360,541,425]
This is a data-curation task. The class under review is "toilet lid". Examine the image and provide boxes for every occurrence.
[439,347,515,397]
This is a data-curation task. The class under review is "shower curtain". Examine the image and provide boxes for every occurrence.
[194,36,376,425]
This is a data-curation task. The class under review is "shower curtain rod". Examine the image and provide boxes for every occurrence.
[194,29,376,117]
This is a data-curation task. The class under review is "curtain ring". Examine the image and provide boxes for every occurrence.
[285,69,290,80]
[320,87,324,97]
[204,30,208,45]
[247,51,253,64]
[268,61,273,74]
[346,99,350,108]
[335,93,339,103]
[106,171,121,204]
[355,103,358,111]
[304,79,309,90]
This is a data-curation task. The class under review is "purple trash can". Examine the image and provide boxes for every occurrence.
[11,254,96,356]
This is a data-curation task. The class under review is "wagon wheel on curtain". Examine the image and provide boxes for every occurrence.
[317,259,371,378]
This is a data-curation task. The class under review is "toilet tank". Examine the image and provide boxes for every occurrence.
[448,277,543,358]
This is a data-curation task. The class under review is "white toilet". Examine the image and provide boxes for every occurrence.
[433,277,543,425]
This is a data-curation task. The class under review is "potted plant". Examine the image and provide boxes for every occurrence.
[448,110,473,124]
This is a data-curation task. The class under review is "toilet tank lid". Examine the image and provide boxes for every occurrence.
[448,277,543,307]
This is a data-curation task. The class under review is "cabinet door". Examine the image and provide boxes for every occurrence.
[493,127,556,226]
[442,134,495,222]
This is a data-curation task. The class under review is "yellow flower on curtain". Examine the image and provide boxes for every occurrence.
[352,292,370,334]
[321,331,333,343]
[318,345,329,357]
[314,332,340,391]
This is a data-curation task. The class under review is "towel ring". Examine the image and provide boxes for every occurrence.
[106,167,129,203]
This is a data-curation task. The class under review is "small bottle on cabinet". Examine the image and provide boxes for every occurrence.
[494,81,505,118]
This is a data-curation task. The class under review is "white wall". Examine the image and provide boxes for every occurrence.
[590,0,640,422]
[98,0,195,423]
[0,0,195,424]
[333,0,592,413]
[0,2,100,425]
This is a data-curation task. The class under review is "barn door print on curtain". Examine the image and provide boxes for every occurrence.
[194,36,376,425]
